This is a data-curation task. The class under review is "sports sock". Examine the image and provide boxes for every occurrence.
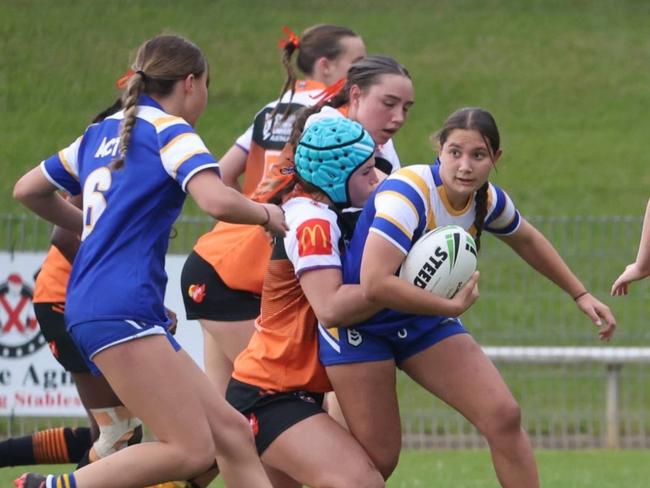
[0,427,90,466]
[45,473,77,488]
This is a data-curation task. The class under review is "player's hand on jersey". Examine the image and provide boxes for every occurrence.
[574,293,617,341]
[165,307,178,335]
[262,203,289,237]
[611,263,650,296]
[450,271,480,316]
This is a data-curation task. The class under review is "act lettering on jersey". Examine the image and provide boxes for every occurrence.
[94,136,120,158]
[297,219,332,257]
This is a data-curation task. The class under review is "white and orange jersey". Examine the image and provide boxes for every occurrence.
[236,80,328,195]
[232,195,342,393]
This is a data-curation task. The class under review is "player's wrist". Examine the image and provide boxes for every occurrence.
[572,290,589,301]
[259,204,270,226]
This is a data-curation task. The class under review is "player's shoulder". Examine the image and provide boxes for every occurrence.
[381,164,437,195]
[283,197,338,227]
[136,105,191,134]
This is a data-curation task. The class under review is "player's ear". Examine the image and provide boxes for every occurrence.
[182,73,196,93]
[348,84,362,107]
[493,148,503,165]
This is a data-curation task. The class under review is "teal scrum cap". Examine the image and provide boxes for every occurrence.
[295,117,375,207]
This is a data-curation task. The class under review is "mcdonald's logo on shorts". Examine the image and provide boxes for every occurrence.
[297,219,332,257]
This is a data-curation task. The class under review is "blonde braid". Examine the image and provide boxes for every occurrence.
[111,72,145,170]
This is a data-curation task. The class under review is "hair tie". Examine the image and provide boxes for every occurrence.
[278,26,300,49]
[573,291,589,301]
[136,70,147,80]
[310,77,347,106]
[115,69,135,89]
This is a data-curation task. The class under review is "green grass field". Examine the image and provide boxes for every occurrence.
[3,1,650,482]
[2,450,650,487]
[2,0,650,216]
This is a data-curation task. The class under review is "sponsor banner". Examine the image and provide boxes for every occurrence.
[0,252,203,417]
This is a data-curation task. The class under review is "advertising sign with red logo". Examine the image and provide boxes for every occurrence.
[0,252,84,416]
[0,252,206,417]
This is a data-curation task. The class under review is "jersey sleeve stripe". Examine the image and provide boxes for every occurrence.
[375,212,413,239]
[369,227,409,255]
[430,163,443,186]
[485,185,507,225]
[153,115,184,128]
[295,264,341,278]
[57,150,79,181]
[487,210,521,235]
[372,216,412,253]
[398,169,434,229]
[39,161,68,192]
[380,190,419,218]
[172,150,212,178]
[485,210,521,236]
[235,142,250,154]
[160,132,193,154]
[378,180,426,222]
[181,163,220,192]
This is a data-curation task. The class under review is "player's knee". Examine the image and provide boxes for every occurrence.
[363,441,399,480]
[480,399,523,440]
[211,410,255,456]
[88,406,143,462]
[178,449,217,479]
[374,453,399,480]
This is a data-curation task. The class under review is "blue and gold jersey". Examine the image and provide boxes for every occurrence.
[41,95,219,327]
[342,162,520,313]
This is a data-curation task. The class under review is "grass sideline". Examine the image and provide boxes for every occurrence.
[3,0,650,217]
[2,449,650,487]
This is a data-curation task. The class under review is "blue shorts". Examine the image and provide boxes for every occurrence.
[69,319,181,375]
[318,315,467,366]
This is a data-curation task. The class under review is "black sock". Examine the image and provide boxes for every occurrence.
[0,435,35,466]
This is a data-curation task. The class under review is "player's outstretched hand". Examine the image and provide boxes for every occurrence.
[262,203,289,237]
[611,263,650,296]
[575,293,617,341]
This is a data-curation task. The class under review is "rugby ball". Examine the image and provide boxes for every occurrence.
[399,225,477,298]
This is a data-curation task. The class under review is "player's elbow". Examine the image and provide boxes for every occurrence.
[361,278,385,304]
[13,175,35,205]
[315,304,345,329]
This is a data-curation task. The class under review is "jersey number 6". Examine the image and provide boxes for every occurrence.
[82,167,112,240]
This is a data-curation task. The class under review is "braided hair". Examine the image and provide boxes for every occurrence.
[268,24,360,133]
[111,35,206,170]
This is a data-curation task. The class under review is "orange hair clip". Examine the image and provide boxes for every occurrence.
[115,69,135,89]
[310,77,347,106]
[278,26,300,49]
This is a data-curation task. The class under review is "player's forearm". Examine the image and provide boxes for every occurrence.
[319,285,382,328]
[635,198,650,272]
[508,223,586,299]
[362,274,462,317]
